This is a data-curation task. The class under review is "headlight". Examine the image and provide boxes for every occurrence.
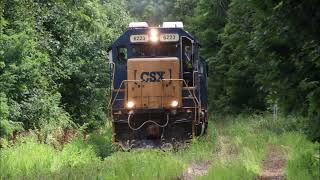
[149,29,159,43]
[127,101,134,109]
[171,100,178,108]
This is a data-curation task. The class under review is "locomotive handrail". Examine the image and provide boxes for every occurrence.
[109,79,200,108]
[161,78,200,107]
[108,79,201,124]
[124,79,200,109]
[108,79,145,116]
[162,79,200,124]
[106,62,115,124]
[193,71,202,117]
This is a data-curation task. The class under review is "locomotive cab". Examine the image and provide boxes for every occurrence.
[108,22,208,147]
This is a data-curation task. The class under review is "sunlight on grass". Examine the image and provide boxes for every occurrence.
[1,115,318,180]
[200,114,320,180]
[179,123,216,162]
[99,150,185,180]
[200,115,273,179]
[279,133,320,180]
[0,124,216,179]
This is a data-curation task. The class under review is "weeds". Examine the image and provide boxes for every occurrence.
[201,114,320,180]
[279,133,320,180]
[201,162,256,180]
[99,150,185,180]
[179,123,216,162]
[1,114,318,180]
[86,126,116,158]
[0,135,100,179]
[200,116,272,179]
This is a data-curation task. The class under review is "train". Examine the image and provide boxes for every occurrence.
[107,22,208,148]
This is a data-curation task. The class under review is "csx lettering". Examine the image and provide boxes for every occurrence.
[140,71,165,82]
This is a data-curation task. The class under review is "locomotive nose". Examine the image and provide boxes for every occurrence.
[126,57,182,109]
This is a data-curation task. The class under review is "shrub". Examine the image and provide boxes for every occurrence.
[86,126,116,158]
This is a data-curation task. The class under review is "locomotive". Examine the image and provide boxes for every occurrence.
[108,22,208,148]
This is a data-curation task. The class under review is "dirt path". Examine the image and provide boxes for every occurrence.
[256,145,287,180]
[180,160,211,180]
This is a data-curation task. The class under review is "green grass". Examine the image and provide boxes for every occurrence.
[0,135,101,179]
[200,114,320,180]
[179,123,216,162]
[201,162,256,180]
[1,115,318,180]
[99,150,185,180]
[0,124,215,180]
[200,115,272,180]
[0,136,185,180]
[278,133,320,180]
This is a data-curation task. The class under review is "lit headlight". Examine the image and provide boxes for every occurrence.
[171,100,178,108]
[149,29,159,43]
[127,101,134,109]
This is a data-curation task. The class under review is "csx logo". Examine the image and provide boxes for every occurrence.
[140,71,165,82]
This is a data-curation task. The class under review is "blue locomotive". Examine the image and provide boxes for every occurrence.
[108,22,208,148]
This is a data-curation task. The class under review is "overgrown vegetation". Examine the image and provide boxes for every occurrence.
[191,0,320,141]
[1,0,319,141]
[0,124,215,180]
[200,115,320,180]
[129,0,320,141]
[1,115,318,180]
[0,0,131,138]
[1,0,319,179]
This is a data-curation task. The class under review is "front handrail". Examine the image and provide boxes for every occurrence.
[107,79,201,122]
[106,62,115,126]
[162,79,200,124]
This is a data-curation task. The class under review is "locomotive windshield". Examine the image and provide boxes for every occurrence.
[131,44,177,58]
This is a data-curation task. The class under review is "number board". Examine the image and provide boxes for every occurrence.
[160,34,179,42]
[130,35,149,43]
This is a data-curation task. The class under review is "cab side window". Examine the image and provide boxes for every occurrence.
[117,47,127,64]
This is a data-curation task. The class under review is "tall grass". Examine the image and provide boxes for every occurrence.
[0,135,101,179]
[200,115,273,180]
[86,126,117,158]
[201,162,256,180]
[1,124,215,180]
[179,123,216,162]
[279,133,320,180]
[2,114,317,180]
[0,134,185,180]
[99,150,185,180]
[200,114,320,180]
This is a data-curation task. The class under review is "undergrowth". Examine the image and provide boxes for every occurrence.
[200,115,273,180]
[0,123,215,180]
[1,115,318,180]
[200,114,319,180]
[0,135,101,179]
[279,133,320,180]
[179,123,216,162]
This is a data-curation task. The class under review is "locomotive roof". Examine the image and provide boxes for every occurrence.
[108,27,200,51]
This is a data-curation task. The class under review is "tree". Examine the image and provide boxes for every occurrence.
[0,0,132,137]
